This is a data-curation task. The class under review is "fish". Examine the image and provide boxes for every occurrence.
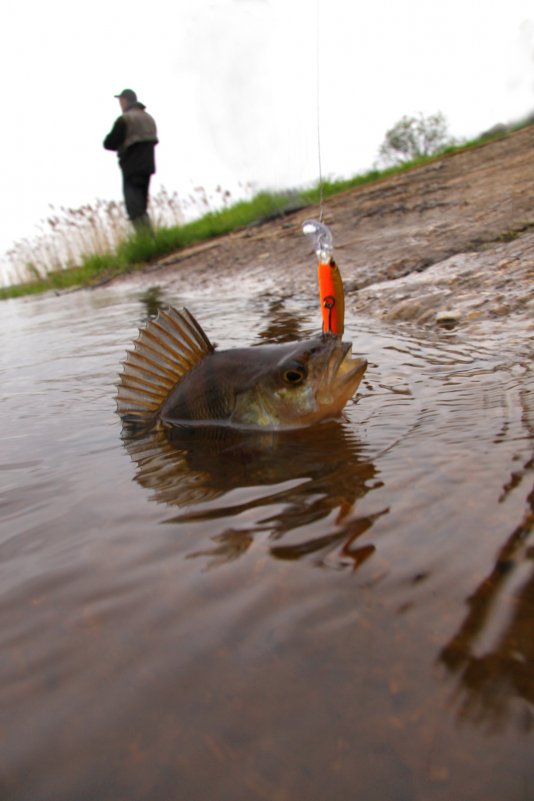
[116,306,367,432]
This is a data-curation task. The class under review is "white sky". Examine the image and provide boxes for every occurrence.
[1,0,533,283]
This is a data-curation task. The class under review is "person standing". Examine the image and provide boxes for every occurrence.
[103,89,158,231]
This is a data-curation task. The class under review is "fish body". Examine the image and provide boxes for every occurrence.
[117,307,367,432]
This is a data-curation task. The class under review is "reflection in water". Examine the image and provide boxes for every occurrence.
[123,422,385,568]
[256,298,306,343]
[138,285,165,319]
[440,476,534,731]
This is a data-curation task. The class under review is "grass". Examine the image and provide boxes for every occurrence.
[0,190,303,299]
[1,120,530,301]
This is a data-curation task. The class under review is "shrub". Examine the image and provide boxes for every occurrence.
[378,112,455,166]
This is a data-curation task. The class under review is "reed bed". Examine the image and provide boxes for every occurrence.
[1,182,308,298]
[4,185,236,287]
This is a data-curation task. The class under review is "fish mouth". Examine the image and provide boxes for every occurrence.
[327,339,367,385]
[317,337,367,407]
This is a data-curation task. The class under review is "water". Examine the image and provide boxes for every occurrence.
[1,283,533,801]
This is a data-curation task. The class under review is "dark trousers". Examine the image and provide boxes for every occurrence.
[123,173,152,227]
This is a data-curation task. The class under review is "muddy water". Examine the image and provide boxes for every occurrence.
[1,284,533,801]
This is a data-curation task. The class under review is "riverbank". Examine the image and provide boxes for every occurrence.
[103,125,534,335]
[4,125,534,334]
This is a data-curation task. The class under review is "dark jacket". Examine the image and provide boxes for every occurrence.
[103,102,158,178]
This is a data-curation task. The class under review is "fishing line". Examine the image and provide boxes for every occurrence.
[315,0,324,223]
[303,1,345,337]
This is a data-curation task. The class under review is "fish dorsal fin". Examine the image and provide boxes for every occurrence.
[117,306,214,429]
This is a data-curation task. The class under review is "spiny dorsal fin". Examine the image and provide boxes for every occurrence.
[117,306,214,429]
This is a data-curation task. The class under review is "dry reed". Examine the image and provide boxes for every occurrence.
[5,184,243,285]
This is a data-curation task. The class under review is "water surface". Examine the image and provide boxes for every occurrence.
[1,283,533,801]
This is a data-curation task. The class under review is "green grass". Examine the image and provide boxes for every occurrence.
[1,121,531,301]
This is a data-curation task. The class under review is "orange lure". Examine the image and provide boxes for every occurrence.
[303,219,345,337]
[318,257,344,336]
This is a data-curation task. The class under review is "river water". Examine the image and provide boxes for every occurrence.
[1,280,533,801]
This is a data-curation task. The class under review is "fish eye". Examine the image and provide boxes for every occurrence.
[282,365,307,385]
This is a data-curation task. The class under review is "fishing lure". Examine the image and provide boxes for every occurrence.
[303,219,345,336]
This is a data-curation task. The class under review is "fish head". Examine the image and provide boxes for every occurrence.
[232,334,367,429]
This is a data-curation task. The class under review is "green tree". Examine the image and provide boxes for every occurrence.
[378,112,455,166]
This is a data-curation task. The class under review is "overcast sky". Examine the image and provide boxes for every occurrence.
[1,0,533,283]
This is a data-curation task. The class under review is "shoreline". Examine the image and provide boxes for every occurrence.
[103,126,534,337]
[6,125,534,339]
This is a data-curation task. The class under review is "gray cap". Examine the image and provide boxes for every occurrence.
[114,88,137,103]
